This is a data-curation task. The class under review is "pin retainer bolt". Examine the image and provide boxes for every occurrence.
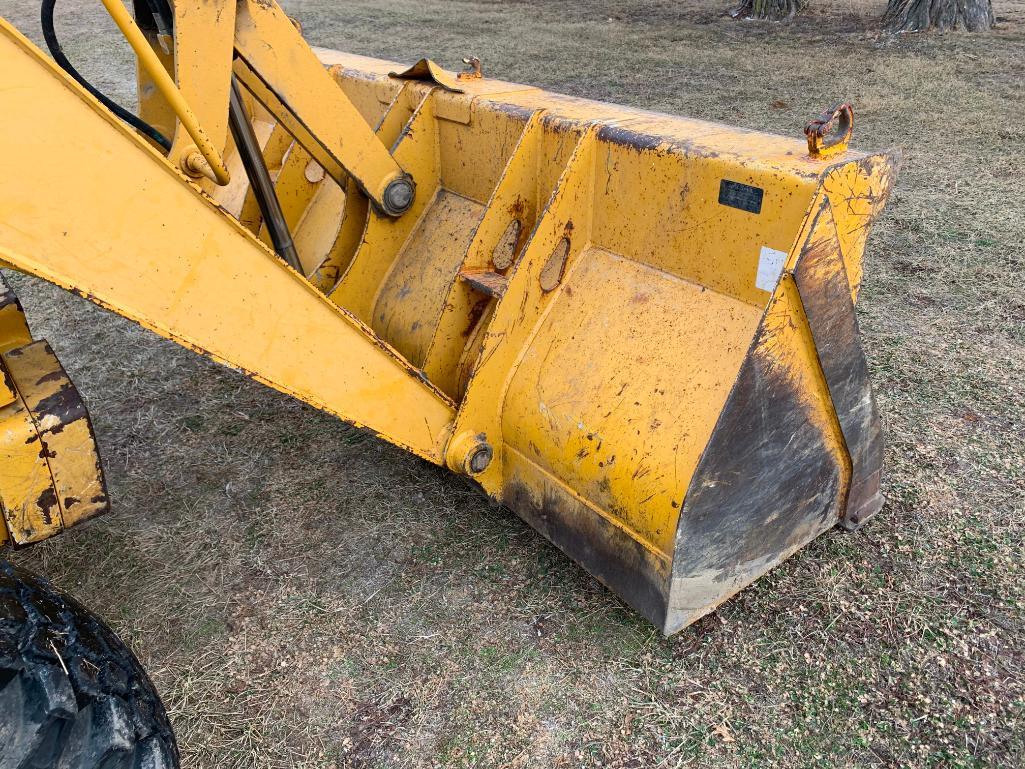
[468,444,493,474]
[382,176,415,216]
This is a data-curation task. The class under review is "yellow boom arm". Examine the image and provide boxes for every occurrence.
[0,19,454,461]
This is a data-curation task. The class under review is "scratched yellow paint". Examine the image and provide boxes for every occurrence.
[165,0,236,187]
[421,114,581,399]
[503,249,764,556]
[0,22,455,465]
[821,156,900,299]
[6,341,108,533]
[0,341,108,545]
[0,372,61,544]
[0,8,898,631]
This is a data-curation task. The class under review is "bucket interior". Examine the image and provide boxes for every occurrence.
[214,60,824,562]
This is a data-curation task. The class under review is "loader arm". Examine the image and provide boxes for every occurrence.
[0,18,455,463]
[0,3,898,635]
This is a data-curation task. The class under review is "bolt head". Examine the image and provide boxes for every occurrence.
[180,147,206,178]
[467,443,493,474]
[382,177,415,215]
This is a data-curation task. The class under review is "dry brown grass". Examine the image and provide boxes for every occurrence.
[1,0,1023,766]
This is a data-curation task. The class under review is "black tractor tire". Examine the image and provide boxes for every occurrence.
[0,561,178,769]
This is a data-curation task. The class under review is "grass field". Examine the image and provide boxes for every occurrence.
[1,0,1023,766]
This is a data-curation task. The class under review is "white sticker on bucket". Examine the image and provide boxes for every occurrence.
[755,246,788,292]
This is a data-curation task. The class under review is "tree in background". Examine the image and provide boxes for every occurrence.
[883,0,993,31]
[728,0,994,29]
[729,0,806,21]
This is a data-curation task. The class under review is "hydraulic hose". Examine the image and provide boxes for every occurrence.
[40,0,172,151]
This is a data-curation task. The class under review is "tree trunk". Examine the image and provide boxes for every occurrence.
[883,0,994,31]
[729,0,806,21]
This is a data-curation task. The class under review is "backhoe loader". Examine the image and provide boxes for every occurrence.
[0,1,898,765]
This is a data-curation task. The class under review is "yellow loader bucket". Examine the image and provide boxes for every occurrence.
[0,8,897,634]
[291,53,896,633]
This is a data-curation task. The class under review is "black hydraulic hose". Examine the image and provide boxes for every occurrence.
[41,0,172,151]
[228,76,303,272]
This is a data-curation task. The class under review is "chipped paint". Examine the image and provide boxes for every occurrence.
[0,12,898,633]
[0,340,108,545]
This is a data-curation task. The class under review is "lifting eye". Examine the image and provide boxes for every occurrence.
[804,103,854,158]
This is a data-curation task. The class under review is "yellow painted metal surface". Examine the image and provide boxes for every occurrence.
[0,8,899,632]
[447,127,599,491]
[257,141,317,248]
[0,340,107,546]
[328,91,439,318]
[0,254,106,551]
[233,0,407,210]
[503,248,763,557]
[0,277,31,358]
[371,190,482,366]
[135,16,176,147]
[821,155,899,298]
[100,0,230,184]
[165,0,237,185]
[421,113,574,399]
[664,270,850,629]
[0,364,60,545]
[237,117,294,231]
[309,83,421,291]
[0,20,454,464]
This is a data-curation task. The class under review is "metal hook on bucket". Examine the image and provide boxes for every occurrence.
[804,103,853,159]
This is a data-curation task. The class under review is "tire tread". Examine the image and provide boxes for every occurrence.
[0,562,178,769]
